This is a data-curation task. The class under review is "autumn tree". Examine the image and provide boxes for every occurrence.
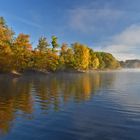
[12,33,32,71]
[59,43,69,68]
[89,48,99,69]
[33,36,59,72]
[0,45,13,72]
[46,51,60,71]
[33,37,49,70]
[0,17,121,73]
[72,43,90,70]
[0,17,14,72]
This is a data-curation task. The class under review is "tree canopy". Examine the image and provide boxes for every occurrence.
[0,17,120,73]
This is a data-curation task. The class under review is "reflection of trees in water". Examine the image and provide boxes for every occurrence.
[0,76,33,134]
[33,73,116,109]
[33,73,102,111]
[0,73,116,134]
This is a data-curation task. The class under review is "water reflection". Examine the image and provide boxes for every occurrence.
[0,73,116,134]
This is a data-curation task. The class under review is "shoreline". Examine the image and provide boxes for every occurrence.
[0,68,123,77]
[1,68,140,78]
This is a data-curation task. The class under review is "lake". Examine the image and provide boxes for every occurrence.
[0,70,140,140]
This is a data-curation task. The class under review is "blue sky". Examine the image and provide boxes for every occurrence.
[0,0,140,60]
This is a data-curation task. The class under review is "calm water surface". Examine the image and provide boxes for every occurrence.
[0,70,140,140]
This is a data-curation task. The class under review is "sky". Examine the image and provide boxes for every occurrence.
[0,0,140,60]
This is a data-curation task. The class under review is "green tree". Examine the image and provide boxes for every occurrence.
[0,17,6,27]
[37,37,50,52]
[95,52,106,69]
[51,36,59,51]
[102,53,120,69]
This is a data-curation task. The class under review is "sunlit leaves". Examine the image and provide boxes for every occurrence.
[72,43,90,70]
[12,33,32,71]
[0,17,120,73]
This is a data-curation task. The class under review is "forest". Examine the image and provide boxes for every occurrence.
[0,17,120,73]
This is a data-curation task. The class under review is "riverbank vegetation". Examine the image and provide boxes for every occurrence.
[0,17,120,73]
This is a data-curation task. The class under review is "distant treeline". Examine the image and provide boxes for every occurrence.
[120,60,140,68]
[0,17,120,73]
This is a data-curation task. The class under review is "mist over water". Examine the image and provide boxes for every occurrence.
[0,70,140,140]
[121,68,140,72]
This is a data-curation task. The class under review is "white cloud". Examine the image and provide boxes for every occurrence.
[67,4,140,60]
[101,25,140,60]
[68,8,124,33]
[68,7,140,60]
